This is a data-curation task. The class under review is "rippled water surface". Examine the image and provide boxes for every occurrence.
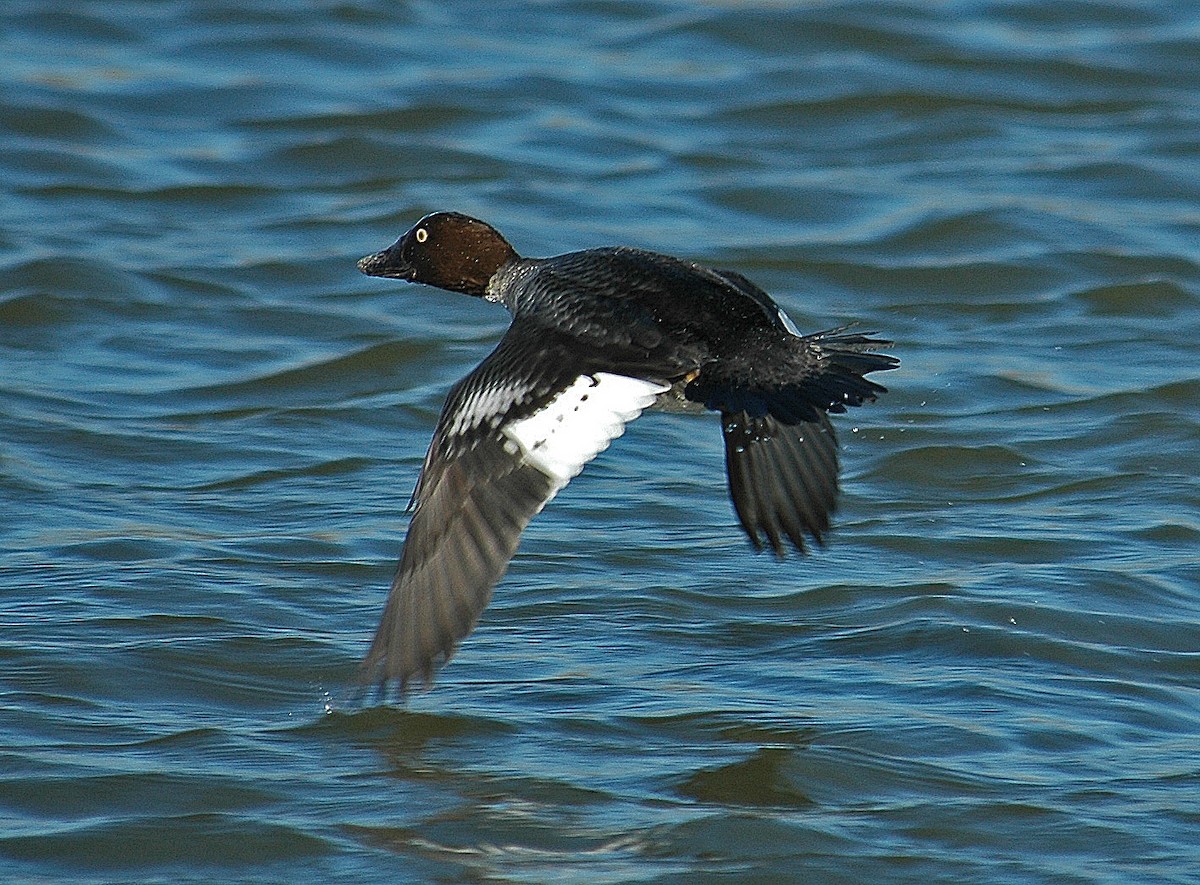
[3,2,1199,883]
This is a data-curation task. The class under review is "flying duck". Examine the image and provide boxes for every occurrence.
[356,211,897,691]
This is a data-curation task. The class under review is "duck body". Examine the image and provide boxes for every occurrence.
[356,212,898,691]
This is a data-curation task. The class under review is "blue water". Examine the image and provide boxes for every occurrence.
[2,2,1199,883]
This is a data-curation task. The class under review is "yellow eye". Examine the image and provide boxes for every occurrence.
[415,227,428,243]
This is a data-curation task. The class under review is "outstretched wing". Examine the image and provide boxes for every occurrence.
[688,327,898,555]
[360,321,668,691]
[721,412,839,555]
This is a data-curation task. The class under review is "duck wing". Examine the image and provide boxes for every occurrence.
[360,320,668,691]
[687,327,898,555]
[720,411,840,555]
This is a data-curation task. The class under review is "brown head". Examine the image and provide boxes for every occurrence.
[357,212,519,297]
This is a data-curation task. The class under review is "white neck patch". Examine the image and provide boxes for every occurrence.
[502,373,669,488]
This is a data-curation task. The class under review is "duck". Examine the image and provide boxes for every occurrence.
[356,211,897,692]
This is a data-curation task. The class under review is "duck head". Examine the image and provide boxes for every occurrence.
[357,212,519,297]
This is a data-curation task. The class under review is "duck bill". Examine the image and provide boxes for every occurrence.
[357,242,414,280]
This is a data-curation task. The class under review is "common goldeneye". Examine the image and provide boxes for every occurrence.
[356,211,897,691]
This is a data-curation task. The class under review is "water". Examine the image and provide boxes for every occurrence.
[2,2,1198,882]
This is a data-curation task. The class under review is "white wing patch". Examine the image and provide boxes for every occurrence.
[447,379,534,438]
[777,305,803,337]
[502,373,669,488]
